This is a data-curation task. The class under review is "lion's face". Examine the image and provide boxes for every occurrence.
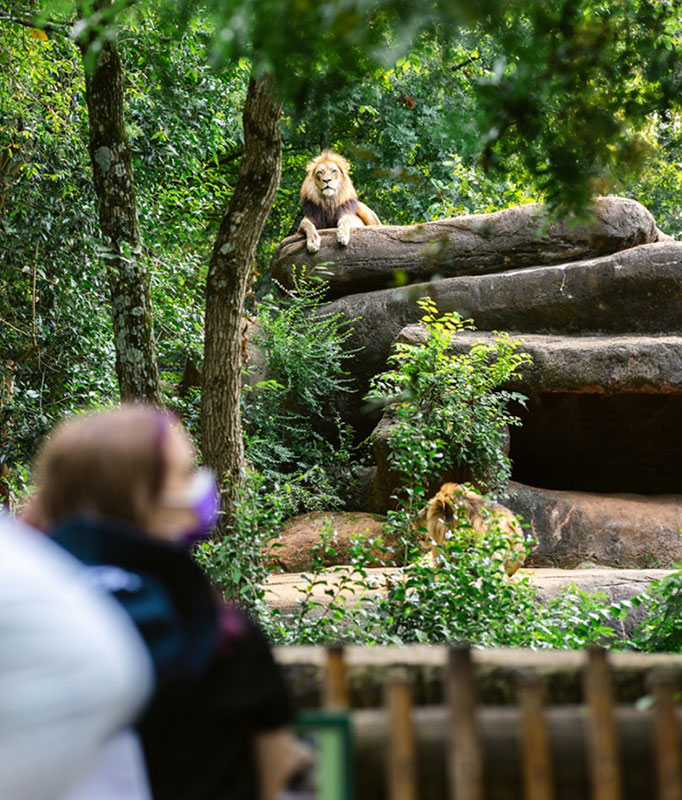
[312,160,344,200]
[301,150,357,208]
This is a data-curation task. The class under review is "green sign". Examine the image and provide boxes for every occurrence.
[285,710,353,800]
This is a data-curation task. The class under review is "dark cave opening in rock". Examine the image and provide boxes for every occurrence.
[509,392,682,494]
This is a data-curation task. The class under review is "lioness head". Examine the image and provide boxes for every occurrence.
[418,483,473,551]
[301,149,357,208]
[416,482,527,575]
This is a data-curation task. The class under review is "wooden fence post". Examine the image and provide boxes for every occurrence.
[517,673,554,800]
[649,670,682,800]
[324,644,349,710]
[584,647,622,800]
[447,645,483,800]
[385,669,416,800]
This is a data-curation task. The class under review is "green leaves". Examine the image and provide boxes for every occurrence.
[241,276,357,516]
[366,299,531,499]
[629,568,682,653]
[10,0,682,215]
[475,0,682,212]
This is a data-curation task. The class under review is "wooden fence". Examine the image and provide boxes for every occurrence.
[306,644,682,800]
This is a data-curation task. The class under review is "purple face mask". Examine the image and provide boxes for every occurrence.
[178,468,221,549]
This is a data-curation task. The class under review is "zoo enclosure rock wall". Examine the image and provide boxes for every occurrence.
[271,198,681,569]
[508,483,682,569]
[385,330,682,567]
[272,196,662,299]
[324,240,682,409]
[397,329,682,396]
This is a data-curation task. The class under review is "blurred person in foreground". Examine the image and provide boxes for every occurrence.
[0,511,153,800]
[23,404,305,800]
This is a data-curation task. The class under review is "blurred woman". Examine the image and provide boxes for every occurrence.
[25,405,300,800]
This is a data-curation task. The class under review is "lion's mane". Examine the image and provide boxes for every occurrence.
[420,483,526,576]
[300,149,358,209]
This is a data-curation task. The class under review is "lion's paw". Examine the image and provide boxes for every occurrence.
[336,228,350,246]
[306,235,321,253]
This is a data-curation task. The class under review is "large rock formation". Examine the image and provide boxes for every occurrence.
[325,241,682,404]
[396,329,682,395]
[272,197,662,299]
[395,329,682,496]
[272,197,682,571]
[507,482,682,569]
[266,511,402,571]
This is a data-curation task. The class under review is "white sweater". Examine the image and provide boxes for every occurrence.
[0,514,153,800]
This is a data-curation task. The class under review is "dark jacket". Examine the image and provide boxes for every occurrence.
[51,517,292,800]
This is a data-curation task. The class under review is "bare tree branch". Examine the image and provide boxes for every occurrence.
[452,55,481,72]
[0,14,69,36]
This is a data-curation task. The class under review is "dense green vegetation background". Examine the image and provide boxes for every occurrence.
[2,4,682,480]
[4,1,682,650]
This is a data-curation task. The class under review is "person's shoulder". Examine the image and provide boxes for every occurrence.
[51,516,218,688]
[216,604,267,655]
[210,604,294,725]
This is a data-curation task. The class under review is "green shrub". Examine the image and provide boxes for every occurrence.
[629,568,682,653]
[197,277,362,606]
[242,277,358,512]
[365,297,532,503]
[373,523,620,648]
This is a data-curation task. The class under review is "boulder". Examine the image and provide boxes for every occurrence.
[506,482,682,569]
[272,197,661,299]
[266,511,402,572]
[397,328,682,395]
[324,241,682,424]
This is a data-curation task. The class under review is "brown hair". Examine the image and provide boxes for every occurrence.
[24,404,174,531]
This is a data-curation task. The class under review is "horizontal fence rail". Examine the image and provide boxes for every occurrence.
[284,645,682,800]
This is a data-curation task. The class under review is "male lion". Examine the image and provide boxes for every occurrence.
[299,149,381,253]
[416,483,527,576]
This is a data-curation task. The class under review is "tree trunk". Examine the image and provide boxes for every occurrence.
[0,148,22,219]
[0,360,16,510]
[80,26,160,404]
[201,76,282,509]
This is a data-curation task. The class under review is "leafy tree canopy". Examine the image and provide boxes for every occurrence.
[11,0,679,211]
[2,0,682,474]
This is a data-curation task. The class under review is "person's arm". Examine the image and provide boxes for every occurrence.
[212,607,307,799]
[254,729,315,800]
[0,515,153,800]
